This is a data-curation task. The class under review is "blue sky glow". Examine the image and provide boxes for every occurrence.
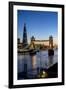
[17,10,58,44]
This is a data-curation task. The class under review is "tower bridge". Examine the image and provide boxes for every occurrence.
[30,36,53,50]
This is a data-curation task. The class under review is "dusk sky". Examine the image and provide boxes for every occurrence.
[17,10,58,44]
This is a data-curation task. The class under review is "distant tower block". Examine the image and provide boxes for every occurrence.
[49,36,53,49]
[18,38,20,44]
[22,24,28,48]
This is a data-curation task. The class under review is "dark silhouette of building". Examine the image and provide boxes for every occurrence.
[22,24,28,48]
[18,38,20,44]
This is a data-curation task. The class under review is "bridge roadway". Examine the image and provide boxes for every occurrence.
[33,40,49,42]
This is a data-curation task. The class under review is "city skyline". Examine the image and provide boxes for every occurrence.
[17,10,58,45]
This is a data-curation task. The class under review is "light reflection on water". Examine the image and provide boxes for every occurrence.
[18,50,58,73]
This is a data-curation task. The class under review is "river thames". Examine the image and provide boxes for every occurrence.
[17,49,58,79]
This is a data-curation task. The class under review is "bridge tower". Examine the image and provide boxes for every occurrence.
[22,23,28,48]
[48,36,54,56]
[49,36,53,49]
[30,36,35,49]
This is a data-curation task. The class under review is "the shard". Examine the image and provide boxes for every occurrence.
[22,24,28,48]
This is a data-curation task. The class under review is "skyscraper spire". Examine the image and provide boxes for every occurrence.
[22,23,28,48]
